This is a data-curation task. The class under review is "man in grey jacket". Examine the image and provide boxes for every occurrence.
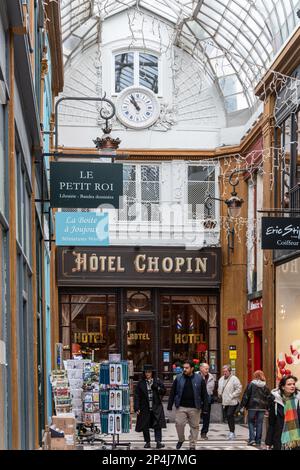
[199,363,215,439]
[218,364,242,440]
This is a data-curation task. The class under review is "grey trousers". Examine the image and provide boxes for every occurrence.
[175,407,201,447]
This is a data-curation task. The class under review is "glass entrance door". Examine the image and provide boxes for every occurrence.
[125,318,155,381]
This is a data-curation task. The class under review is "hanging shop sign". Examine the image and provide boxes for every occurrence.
[57,247,221,287]
[55,212,109,246]
[261,217,300,249]
[50,162,123,208]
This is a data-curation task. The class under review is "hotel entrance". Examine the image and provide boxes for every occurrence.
[57,246,221,383]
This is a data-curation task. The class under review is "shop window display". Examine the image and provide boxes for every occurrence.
[276,258,300,384]
[60,294,117,362]
[160,295,218,382]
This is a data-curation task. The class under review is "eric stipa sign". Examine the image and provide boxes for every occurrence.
[50,162,123,208]
[261,217,300,249]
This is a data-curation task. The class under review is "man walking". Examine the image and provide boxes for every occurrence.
[199,363,215,440]
[167,360,209,450]
[218,364,242,440]
[134,365,166,449]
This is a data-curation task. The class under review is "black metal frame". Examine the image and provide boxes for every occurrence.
[204,168,245,259]
[34,94,118,249]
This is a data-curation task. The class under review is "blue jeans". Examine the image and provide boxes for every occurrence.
[248,410,265,443]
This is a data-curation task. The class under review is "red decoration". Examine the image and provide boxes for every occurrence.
[227,318,237,333]
[196,343,207,353]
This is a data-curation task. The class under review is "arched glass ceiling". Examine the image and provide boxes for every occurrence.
[61,0,300,113]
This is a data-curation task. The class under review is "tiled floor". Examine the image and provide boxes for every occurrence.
[82,423,261,450]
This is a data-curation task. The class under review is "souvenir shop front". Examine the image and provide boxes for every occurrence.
[56,246,221,384]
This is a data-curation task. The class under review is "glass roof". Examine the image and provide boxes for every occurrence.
[61,0,300,113]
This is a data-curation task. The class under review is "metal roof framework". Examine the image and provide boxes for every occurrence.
[61,0,300,113]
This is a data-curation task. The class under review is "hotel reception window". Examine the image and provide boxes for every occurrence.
[60,294,117,362]
[276,258,300,384]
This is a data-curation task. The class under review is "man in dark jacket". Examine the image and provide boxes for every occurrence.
[167,360,209,450]
[134,365,166,449]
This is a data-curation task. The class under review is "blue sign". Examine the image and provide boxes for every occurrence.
[55,212,109,246]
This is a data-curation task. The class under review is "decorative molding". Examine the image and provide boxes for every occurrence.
[152,102,177,131]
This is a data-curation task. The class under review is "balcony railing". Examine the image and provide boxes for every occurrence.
[290,183,300,211]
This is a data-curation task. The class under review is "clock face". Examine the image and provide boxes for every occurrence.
[116,87,160,129]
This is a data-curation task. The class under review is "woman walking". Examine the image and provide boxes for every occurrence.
[240,370,270,447]
[266,375,300,450]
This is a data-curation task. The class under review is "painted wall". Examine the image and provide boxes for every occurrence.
[43,35,53,424]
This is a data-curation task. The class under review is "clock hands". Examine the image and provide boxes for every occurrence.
[130,94,141,111]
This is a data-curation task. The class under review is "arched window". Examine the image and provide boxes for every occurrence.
[114,51,159,94]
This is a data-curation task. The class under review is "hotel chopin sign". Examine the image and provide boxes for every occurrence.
[261,217,300,249]
[50,162,123,208]
[57,247,221,287]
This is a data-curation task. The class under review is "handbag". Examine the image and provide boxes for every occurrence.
[218,376,233,404]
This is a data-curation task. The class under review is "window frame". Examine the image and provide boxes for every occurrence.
[185,163,219,222]
[112,50,161,96]
[119,162,161,223]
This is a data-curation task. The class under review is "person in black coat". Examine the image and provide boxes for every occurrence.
[134,364,166,449]
[266,375,300,450]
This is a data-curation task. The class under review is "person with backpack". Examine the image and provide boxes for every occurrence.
[240,370,270,447]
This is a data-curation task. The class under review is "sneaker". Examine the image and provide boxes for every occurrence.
[201,433,208,440]
[144,442,151,448]
[190,446,196,450]
[156,442,165,449]
[227,432,236,440]
[176,441,184,449]
[248,440,256,446]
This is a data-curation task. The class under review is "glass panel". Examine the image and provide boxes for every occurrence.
[168,295,208,304]
[209,351,218,374]
[70,294,107,303]
[161,327,171,349]
[115,52,134,92]
[126,290,151,313]
[188,166,216,219]
[60,294,117,362]
[209,328,217,350]
[139,53,158,93]
[209,305,217,327]
[276,259,300,381]
[62,327,71,360]
[61,303,70,327]
[72,311,107,362]
[161,304,171,326]
[126,319,154,380]
[169,297,209,368]
[0,105,5,215]
[108,303,116,325]
[296,111,300,184]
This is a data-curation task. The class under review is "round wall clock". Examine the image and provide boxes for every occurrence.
[116,86,160,129]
